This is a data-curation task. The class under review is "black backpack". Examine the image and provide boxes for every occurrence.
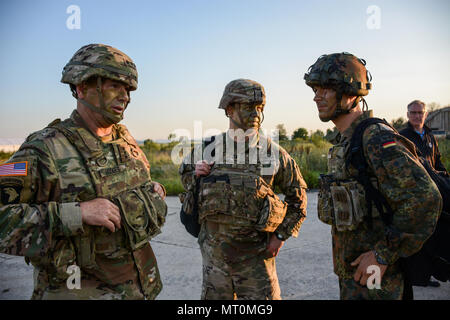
[179,136,216,238]
[179,179,201,238]
[347,117,450,285]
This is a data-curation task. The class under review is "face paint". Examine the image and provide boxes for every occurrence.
[82,78,130,125]
[100,80,130,124]
[236,103,264,129]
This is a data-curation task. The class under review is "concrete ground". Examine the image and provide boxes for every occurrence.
[0,191,449,300]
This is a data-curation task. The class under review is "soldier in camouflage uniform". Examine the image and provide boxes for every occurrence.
[304,52,442,299]
[179,79,308,299]
[0,44,167,299]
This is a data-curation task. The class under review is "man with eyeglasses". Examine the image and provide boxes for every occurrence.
[399,100,447,288]
[400,100,447,173]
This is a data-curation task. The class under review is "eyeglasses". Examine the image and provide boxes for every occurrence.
[408,111,425,116]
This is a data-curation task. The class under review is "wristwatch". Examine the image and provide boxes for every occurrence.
[275,231,286,241]
[374,250,388,265]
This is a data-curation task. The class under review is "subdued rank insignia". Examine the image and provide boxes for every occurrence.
[0,185,23,204]
[116,145,131,163]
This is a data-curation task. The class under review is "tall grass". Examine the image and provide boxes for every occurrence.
[142,138,331,194]
[437,138,449,171]
[0,151,13,164]
[280,139,331,189]
[2,137,448,195]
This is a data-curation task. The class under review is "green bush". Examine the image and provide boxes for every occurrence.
[301,170,320,189]
[141,146,186,196]
[280,140,330,189]
[437,138,449,171]
[3,134,446,196]
[140,135,450,194]
[156,177,185,196]
[141,139,332,194]
[0,151,14,164]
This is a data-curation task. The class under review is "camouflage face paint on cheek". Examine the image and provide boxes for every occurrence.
[100,86,128,123]
[238,105,262,129]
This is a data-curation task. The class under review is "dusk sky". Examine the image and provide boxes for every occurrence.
[1,0,449,141]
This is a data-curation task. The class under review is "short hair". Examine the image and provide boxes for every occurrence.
[70,76,99,99]
[407,100,426,111]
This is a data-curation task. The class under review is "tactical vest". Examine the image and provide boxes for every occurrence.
[197,136,287,233]
[31,114,167,298]
[317,136,378,232]
[317,120,420,232]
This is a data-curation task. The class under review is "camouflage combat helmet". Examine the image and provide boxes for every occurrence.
[304,52,372,119]
[61,43,138,90]
[218,79,266,110]
[61,44,138,125]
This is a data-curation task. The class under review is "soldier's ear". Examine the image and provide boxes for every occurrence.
[225,105,233,117]
[75,83,86,99]
[341,94,357,109]
[76,78,97,99]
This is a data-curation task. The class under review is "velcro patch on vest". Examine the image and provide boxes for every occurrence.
[98,165,126,178]
[382,141,397,149]
[0,178,24,205]
[0,161,27,176]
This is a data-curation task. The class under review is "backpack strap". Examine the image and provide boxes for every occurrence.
[346,117,397,229]
[180,135,217,237]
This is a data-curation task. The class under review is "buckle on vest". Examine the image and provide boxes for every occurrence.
[95,156,108,167]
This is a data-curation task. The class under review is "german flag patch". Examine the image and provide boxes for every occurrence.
[382,141,397,149]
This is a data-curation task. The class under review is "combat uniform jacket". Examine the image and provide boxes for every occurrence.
[0,110,166,299]
[179,131,307,261]
[318,112,442,282]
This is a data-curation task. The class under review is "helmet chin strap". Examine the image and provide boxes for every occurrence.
[330,88,361,121]
[360,97,369,112]
[228,115,245,130]
[78,77,127,125]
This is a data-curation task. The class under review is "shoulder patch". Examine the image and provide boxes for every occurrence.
[26,127,58,142]
[0,177,24,205]
[0,185,23,204]
[0,161,27,177]
[382,141,397,149]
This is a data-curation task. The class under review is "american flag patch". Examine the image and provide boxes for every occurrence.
[0,162,28,176]
[382,141,397,149]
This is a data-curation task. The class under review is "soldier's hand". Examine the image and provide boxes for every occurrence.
[266,234,285,258]
[80,198,121,233]
[195,160,214,177]
[153,182,166,200]
[351,250,388,287]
